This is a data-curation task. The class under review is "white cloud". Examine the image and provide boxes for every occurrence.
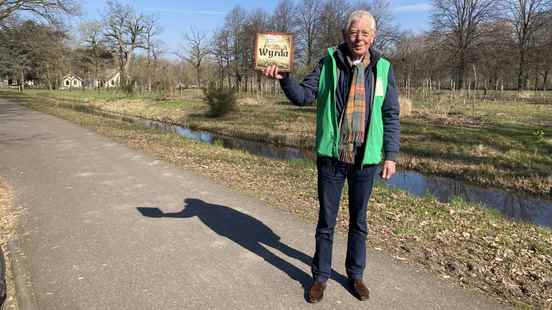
[394,3,433,13]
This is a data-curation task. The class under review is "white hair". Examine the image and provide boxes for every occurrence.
[344,10,376,33]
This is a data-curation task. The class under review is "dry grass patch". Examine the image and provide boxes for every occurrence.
[399,96,412,117]
[0,178,19,310]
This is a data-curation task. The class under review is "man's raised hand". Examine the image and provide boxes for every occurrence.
[262,64,285,80]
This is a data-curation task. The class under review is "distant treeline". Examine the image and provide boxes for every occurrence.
[1,0,551,93]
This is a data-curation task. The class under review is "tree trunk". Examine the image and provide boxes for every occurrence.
[147,63,152,92]
[122,49,134,93]
[534,66,538,91]
[195,65,201,89]
[456,51,465,89]
[46,64,53,90]
[146,50,152,92]
[19,70,24,92]
[517,49,527,90]
[543,69,549,91]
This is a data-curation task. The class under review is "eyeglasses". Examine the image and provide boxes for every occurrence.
[347,31,372,39]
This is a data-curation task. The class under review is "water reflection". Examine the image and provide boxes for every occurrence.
[175,127,214,144]
[170,123,312,161]
[385,171,552,228]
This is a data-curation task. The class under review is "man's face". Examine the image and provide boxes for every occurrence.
[343,18,375,59]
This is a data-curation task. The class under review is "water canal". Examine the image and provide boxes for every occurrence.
[66,103,552,228]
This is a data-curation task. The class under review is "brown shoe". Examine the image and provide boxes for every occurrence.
[350,279,370,301]
[307,281,327,303]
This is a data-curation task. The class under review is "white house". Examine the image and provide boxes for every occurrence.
[61,74,83,89]
[84,70,121,88]
[61,70,122,89]
[104,70,120,88]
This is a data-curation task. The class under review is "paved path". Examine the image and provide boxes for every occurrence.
[0,99,508,309]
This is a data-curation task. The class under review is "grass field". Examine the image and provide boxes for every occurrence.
[3,88,550,196]
[4,94,550,309]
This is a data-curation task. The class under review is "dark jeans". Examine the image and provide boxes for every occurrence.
[312,156,378,283]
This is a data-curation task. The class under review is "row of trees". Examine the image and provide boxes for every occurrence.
[1,0,551,93]
[187,0,552,92]
[407,0,552,90]
[0,0,78,25]
[0,0,170,91]
[0,20,68,89]
[0,0,78,89]
[204,0,398,92]
[1,0,399,93]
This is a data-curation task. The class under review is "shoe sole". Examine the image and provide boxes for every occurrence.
[307,297,323,303]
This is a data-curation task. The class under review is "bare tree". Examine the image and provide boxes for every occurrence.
[243,9,269,92]
[431,0,499,88]
[271,0,297,33]
[79,20,109,88]
[503,0,552,90]
[223,6,248,89]
[180,27,209,89]
[393,33,429,82]
[541,13,552,89]
[143,15,161,91]
[353,0,399,51]
[0,0,79,25]
[210,28,232,86]
[473,20,516,89]
[317,0,351,50]
[296,0,321,66]
[102,0,156,91]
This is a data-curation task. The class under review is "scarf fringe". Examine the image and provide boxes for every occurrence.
[339,144,356,164]
[341,133,365,144]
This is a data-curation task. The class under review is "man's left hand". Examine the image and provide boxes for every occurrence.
[380,160,396,180]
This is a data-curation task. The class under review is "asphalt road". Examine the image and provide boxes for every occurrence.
[0,99,509,309]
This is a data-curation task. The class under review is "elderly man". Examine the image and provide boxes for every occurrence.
[263,10,400,303]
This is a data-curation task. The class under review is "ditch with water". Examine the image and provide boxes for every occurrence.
[67,103,552,228]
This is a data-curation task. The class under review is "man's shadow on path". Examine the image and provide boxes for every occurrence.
[137,198,351,299]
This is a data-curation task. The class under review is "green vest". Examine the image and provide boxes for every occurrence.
[315,47,390,165]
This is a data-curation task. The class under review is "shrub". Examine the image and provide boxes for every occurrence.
[202,82,237,117]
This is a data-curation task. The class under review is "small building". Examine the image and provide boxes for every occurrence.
[84,70,121,88]
[61,70,122,90]
[104,70,120,88]
[61,74,83,89]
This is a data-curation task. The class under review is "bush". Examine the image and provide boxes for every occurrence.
[202,82,237,117]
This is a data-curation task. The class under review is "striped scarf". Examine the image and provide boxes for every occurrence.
[339,54,370,163]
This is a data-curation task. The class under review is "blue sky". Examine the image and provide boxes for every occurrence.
[80,0,432,54]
